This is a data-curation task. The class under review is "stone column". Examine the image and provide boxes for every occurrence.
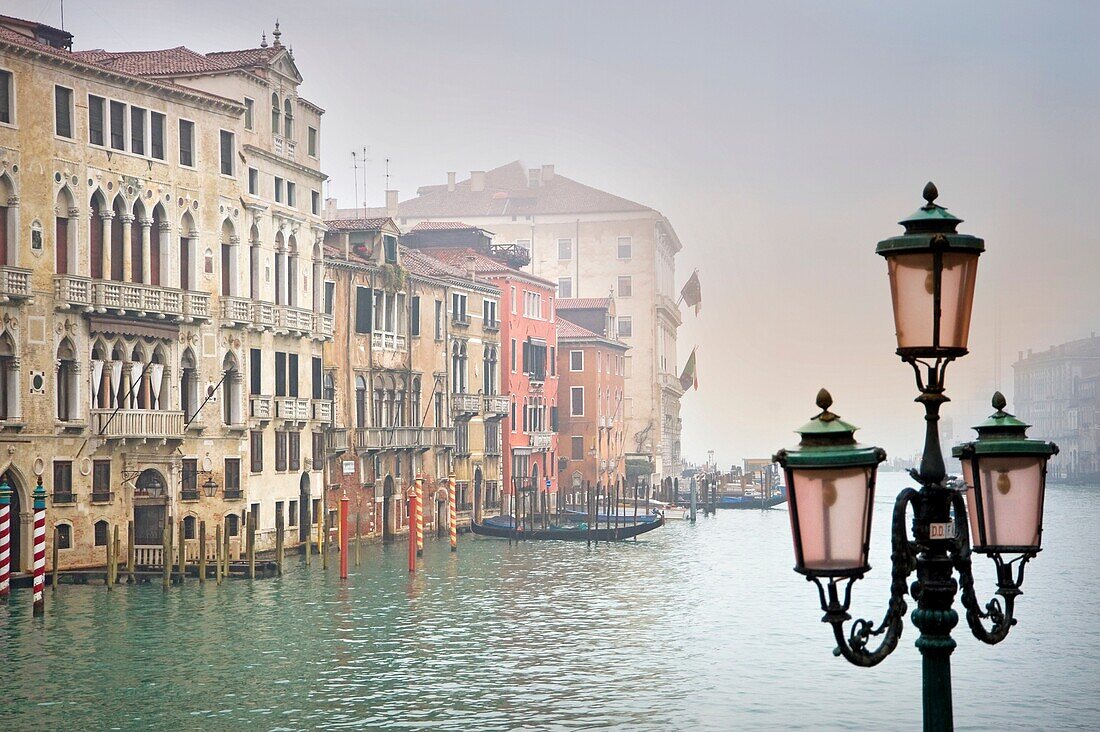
[100,212,114,282]
[158,220,172,287]
[6,196,18,267]
[228,235,241,297]
[140,219,152,285]
[8,357,19,421]
[67,206,80,276]
[70,360,82,421]
[120,214,134,282]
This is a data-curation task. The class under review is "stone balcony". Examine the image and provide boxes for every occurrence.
[325,427,349,455]
[54,275,210,321]
[0,265,32,303]
[221,296,252,327]
[311,399,331,423]
[658,371,685,397]
[656,293,682,326]
[313,313,334,340]
[483,394,509,419]
[431,427,457,449]
[273,134,297,160]
[251,302,276,330]
[275,397,310,422]
[91,408,185,440]
[452,392,480,417]
[529,431,553,450]
[355,426,425,451]
[371,332,407,351]
[249,395,273,421]
[275,306,313,335]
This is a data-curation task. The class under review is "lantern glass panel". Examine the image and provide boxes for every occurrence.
[961,460,982,547]
[790,466,875,572]
[970,455,1044,549]
[886,252,978,352]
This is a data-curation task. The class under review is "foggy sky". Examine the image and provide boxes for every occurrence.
[13,0,1100,466]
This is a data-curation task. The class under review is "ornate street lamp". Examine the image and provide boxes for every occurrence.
[202,476,220,498]
[774,184,1058,732]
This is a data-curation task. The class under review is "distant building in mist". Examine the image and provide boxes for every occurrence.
[1013,334,1100,483]
[328,161,686,487]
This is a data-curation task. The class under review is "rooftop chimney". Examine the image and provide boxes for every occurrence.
[385,190,398,217]
[465,254,477,281]
[471,171,486,193]
[528,168,541,188]
[541,164,555,182]
[324,197,338,218]
[447,172,456,192]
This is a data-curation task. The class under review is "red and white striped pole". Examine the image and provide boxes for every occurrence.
[406,486,417,573]
[448,474,457,553]
[339,491,349,580]
[32,476,46,616]
[414,478,424,558]
[0,478,11,601]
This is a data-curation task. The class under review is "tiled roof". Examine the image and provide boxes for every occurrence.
[557,319,600,339]
[556,297,612,310]
[74,44,280,77]
[408,221,482,232]
[397,161,654,218]
[425,247,512,275]
[324,217,392,233]
[401,247,469,279]
[0,25,241,109]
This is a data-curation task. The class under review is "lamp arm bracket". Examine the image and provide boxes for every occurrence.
[950,491,1026,645]
[822,487,919,667]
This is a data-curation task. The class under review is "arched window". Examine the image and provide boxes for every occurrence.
[249,224,261,300]
[149,347,167,411]
[94,520,109,546]
[0,332,18,421]
[55,186,77,275]
[225,513,240,537]
[220,219,237,297]
[91,341,108,410]
[131,199,147,283]
[286,234,298,307]
[274,230,286,305]
[183,515,197,540]
[0,173,13,267]
[283,98,293,138]
[89,192,107,279]
[150,203,166,286]
[410,376,421,427]
[55,523,72,550]
[56,338,78,421]
[109,344,124,410]
[483,345,497,395]
[222,352,242,426]
[179,210,197,291]
[271,92,280,134]
[129,344,147,410]
[109,195,125,281]
[355,375,367,428]
[180,348,198,422]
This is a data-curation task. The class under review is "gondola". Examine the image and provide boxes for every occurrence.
[471,513,665,541]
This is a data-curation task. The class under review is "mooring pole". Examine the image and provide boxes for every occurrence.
[215,523,223,585]
[415,479,424,558]
[339,491,349,580]
[51,526,59,591]
[126,520,135,584]
[448,474,457,553]
[690,477,698,523]
[106,524,115,590]
[31,477,46,615]
[407,490,416,573]
[355,502,361,567]
[162,520,172,590]
[199,520,207,583]
[177,520,186,584]
[0,480,11,601]
[247,512,256,580]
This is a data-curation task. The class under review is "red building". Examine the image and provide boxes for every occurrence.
[403,223,560,511]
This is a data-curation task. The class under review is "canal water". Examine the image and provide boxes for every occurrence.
[1,473,1097,730]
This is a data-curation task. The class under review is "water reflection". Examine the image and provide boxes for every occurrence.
[0,474,1097,730]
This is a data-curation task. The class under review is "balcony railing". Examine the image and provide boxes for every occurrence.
[54,274,93,308]
[180,489,200,501]
[452,393,480,416]
[223,488,243,500]
[275,397,309,422]
[325,427,349,454]
[184,291,210,320]
[276,306,313,333]
[484,319,500,332]
[355,426,425,451]
[91,491,114,503]
[656,293,683,326]
[483,394,509,418]
[273,134,297,159]
[314,313,334,340]
[221,296,252,327]
[0,266,32,302]
[91,409,185,440]
[249,395,273,421]
[452,314,470,328]
[312,399,332,423]
[52,492,76,504]
[529,431,553,450]
[658,371,685,396]
[432,427,457,448]
[83,279,210,322]
[252,302,276,330]
[371,332,407,351]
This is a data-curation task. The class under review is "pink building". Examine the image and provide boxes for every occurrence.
[403,223,560,510]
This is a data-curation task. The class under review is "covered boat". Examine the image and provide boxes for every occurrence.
[471,513,664,541]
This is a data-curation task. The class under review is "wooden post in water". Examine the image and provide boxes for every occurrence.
[339,492,349,580]
[305,502,312,565]
[689,477,698,523]
[105,524,114,590]
[246,512,256,580]
[223,519,231,579]
[52,526,60,591]
[215,523,223,585]
[198,521,207,584]
[127,520,135,584]
[586,482,593,547]
[319,506,328,570]
[112,524,121,586]
[275,510,284,576]
[162,521,172,589]
[355,504,361,567]
[177,521,186,584]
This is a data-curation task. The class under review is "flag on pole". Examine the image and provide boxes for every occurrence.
[679,347,699,391]
[680,270,702,314]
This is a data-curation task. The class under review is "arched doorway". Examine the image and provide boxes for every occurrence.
[133,468,168,546]
[382,475,394,542]
[299,473,310,541]
[1,470,22,572]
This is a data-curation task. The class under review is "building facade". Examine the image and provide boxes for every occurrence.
[0,15,328,571]
[340,161,685,488]
[1013,335,1100,484]
[556,297,628,503]
[400,223,559,512]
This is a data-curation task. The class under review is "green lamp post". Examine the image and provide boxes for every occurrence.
[775,184,1058,732]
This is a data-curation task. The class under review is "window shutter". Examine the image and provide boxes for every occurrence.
[312,357,322,400]
[522,341,529,373]
[410,296,420,337]
[274,352,286,397]
[288,354,299,397]
[551,406,559,431]
[355,287,373,334]
[250,348,262,395]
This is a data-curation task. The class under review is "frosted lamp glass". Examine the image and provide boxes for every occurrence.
[886,252,979,352]
[790,466,874,572]
[975,456,1044,549]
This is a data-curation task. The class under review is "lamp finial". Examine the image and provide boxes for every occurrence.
[815,388,833,412]
[992,391,1007,411]
[922,181,939,208]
